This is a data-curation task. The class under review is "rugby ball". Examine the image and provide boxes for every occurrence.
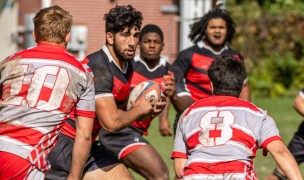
[127,80,162,111]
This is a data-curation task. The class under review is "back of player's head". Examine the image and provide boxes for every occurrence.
[139,24,164,42]
[104,4,143,34]
[208,54,245,97]
[188,4,236,44]
[33,5,72,44]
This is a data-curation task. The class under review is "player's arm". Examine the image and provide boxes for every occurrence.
[266,140,303,180]
[174,158,187,180]
[96,94,155,132]
[158,98,172,136]
[169,51,194,115]
[293,91,304,116]
[68,116,94,180]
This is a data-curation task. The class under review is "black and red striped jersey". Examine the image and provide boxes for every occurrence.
[61,46,133,140]
[172,41,243,102]
[130,54,171,134]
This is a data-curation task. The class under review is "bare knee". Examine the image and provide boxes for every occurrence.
[83,163,134,180]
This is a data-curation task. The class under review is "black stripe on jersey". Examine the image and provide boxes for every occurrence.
[190,66,208,74]
[132,60,169,79]
[187,80,212,95]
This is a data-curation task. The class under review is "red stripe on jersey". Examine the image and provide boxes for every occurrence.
[186,80,211,101]
[112,76,131,101]
[171,151,188,159]
[191,53,213,70]
[231,128,256,151]
[186,96,261,115]
[183,161,252,175]
[187,131,200,149]
[260,136,282,156]
[6,43,86,73]
[119,144,145,159]
[0,122,44,146]
[186,128,257,152]
[61,118,100,141]
[75,109,96,118]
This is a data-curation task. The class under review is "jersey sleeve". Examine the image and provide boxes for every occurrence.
[171,50,192,97]
[75,67,96,118]
[87,57,114,99]
[258,112,282,151]
[171,110,189,159]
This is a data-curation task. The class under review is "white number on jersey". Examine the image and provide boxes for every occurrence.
[2,65,70,111]
[199,111,235,146]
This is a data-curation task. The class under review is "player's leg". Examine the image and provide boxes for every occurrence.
[121,144,169,180]
[83,163,134,180]
[0,151,44,180]
[99,126,169,180]
[45,133,73,180]
[83,141,134,180]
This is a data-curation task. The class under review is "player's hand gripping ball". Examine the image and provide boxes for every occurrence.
[127,80,162,119]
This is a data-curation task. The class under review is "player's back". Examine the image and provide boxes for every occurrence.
[173,95,280,179]
[0,43,95,171]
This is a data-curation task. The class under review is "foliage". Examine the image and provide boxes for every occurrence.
[227,0,304,97]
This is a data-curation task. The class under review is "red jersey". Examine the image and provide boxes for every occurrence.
[0,43,95,172]
[131,54,171,135]
[172,96,281,179]
[172,41,244,102]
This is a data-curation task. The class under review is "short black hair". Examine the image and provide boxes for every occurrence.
[104,4,143,33]
[139,24,164,42]
[189,5,236,44]
[208,55,245,97]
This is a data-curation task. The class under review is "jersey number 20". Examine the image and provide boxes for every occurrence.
[2,64,69,111]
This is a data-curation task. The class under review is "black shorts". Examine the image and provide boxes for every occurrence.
[99,126,148,160]
[45,133,119,180]
[287,120,304,164]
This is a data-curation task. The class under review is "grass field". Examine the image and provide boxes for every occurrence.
[131,97,304,179]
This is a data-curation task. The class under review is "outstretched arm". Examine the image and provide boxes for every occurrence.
[266,140,303,180]
[68,116,94,180]
[293,92,304,116]
[158,98,172,136]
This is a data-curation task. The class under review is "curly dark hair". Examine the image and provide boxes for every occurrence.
[188,5,236,44]
[104,4,143,33]
[208,55,245,97]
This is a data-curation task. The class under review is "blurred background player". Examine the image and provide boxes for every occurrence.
[84,5,167,179]
[171,55,302,180]
[170,4,250,134]
[132,24,172,137]
[0,5,95,180]
[99,24,174,180]
[266,90,304,180]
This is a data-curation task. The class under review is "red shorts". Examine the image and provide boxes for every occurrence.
[0,151,44,180]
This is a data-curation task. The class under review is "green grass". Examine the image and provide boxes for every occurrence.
[131,97,304,179]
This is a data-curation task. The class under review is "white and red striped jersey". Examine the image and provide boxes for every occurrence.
[172,96,282,179]
[0,43,95,172]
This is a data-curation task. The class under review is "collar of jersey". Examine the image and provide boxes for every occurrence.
[102,45,128,74]
[37,42,66,51]
[134,54,167,72]
[197,40,228,55]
